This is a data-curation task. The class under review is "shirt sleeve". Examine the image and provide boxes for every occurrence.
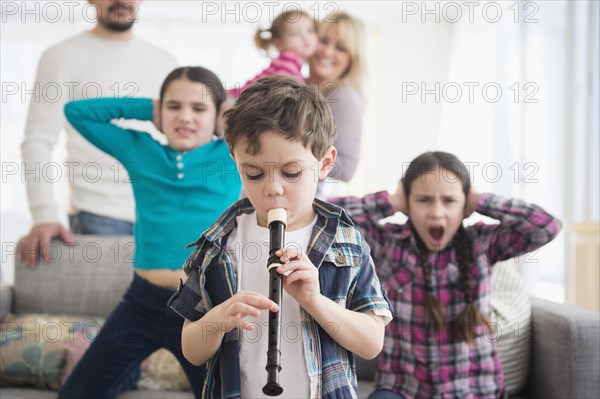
[238,51,304,96]
[329,191,396,275]
[327,87,363,182]
[168,243,207,322]
[346,237,393,324]
[21,49,70,224]
[64,97,154,162]
[470,193,563,264]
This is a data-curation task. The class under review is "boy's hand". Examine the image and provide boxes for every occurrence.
[464,187,481,218]
[389,179,408,214]
[276,247,321,308]
[212,291,278,333]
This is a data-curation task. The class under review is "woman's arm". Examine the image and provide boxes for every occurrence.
[327,86,362,181]
[64,97,154,160]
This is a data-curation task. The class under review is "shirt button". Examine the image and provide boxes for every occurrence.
[336,254,345,263]
[177,173,184,180]
[177,162,184,169]
[176,154,183,161]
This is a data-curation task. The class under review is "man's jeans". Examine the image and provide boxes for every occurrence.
[69,211,133,235]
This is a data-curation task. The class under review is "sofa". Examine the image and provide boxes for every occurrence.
[1,236,599,399]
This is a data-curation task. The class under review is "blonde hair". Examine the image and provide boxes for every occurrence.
[254,9,315,53]
[317,12,366,95]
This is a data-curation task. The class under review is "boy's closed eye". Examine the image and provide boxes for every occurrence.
[246,172,264,181]
[282,164,302,181]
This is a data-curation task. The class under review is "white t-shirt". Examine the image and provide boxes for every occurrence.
[226,211,314,399]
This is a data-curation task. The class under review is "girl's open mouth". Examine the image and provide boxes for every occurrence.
[429,226,444,241]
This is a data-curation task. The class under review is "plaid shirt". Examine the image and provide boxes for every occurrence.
[169,198,392,399]
[330,192,562,399]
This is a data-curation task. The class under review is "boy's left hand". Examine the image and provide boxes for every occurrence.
[275,247,321,308]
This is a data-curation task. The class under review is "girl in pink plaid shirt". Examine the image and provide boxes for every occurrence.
[331,151,562,399]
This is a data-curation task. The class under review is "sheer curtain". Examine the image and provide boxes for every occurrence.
[438,0,599,300]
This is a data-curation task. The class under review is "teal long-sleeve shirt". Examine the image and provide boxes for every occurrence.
[64,98,241,269]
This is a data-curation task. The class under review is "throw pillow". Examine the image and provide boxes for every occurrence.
[138,348,191,391]
[0,313,103,390]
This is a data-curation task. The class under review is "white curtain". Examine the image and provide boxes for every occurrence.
[438,0,599,299]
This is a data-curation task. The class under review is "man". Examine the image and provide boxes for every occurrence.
[20,0,177,266]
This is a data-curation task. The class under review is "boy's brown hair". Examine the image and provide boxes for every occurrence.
[223,75,336,159]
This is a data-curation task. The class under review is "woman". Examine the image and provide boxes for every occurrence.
[307,12,366,198]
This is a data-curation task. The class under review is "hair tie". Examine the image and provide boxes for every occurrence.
[259,29,272,40]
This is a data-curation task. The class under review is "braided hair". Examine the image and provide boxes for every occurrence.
[403,151,491,342]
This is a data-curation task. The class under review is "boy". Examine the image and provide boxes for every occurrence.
[168,76,392,399]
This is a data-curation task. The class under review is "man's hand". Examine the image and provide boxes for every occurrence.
[19,224,75,268]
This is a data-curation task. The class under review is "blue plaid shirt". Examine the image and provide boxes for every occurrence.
[169,198,392,399]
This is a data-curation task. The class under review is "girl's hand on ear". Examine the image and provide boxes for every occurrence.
[152,99,162,132]
[389,179,408,215]
[465,187,481,218]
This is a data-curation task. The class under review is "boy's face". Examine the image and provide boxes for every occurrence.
[233,130,335,231]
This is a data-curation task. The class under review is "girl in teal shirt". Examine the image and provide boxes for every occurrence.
[59,67,241,399]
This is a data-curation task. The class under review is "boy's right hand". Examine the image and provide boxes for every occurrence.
[389,179,408,214]
[212,291,279,333]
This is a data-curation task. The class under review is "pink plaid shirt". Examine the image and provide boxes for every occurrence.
[227,51,304,98]
[330,192,562,399]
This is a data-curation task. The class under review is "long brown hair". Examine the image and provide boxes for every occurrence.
[403,151,491,342]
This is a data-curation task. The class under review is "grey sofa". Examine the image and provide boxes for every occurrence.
[1,236,599,399]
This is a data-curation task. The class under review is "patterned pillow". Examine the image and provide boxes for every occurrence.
[0,314,103,390]
[138,348,191,391]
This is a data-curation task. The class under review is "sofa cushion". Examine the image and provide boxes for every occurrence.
[14,236,134,317]
[0,314,102,390]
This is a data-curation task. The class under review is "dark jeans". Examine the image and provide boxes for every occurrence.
[69,211,134,235]
[58,274,205,399]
